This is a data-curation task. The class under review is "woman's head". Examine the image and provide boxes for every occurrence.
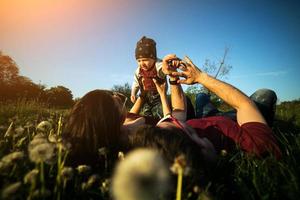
[64,89,127,165]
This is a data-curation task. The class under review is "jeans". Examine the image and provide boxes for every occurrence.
[195,89,277,127]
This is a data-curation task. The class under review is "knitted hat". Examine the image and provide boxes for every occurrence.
[135,36,157,60]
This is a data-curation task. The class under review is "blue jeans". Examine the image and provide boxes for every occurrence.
[195,89,277,127]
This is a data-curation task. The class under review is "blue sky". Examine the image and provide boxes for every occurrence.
[1,0,299,102]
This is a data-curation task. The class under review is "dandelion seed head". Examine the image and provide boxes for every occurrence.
[61,167,74,181]
[36,121,52,133]
[29,143,56,164]
[76,165,92,175]
[112,148,170,200]
[14,126,25,137]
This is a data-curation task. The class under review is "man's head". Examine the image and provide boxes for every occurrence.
[135,36,157,70]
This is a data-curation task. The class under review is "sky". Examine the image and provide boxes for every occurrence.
[0,0,299,102]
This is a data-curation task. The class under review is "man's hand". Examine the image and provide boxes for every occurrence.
[130,95,136,103]
[171,56,203,85]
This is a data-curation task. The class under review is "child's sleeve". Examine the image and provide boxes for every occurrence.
[131,68,140,96]
[156,60,166,79]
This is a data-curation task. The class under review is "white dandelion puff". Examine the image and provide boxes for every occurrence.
[61,167,74,181]
[14,126,25,137]
[29,143,56,164]
[112,148,170,200]
[36,121,52,133]
[76,165,92,175]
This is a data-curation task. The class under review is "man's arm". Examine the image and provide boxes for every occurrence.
[173,56,266,126]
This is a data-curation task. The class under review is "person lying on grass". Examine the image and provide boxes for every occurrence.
[125,54,282,161]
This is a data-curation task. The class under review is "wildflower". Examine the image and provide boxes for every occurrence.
[1,151,24,165]
[100,179,110,193]
[29,143,56,164]
[112,148,170,200]
[28,134,48,151]
[170,154,190,176]
[220,149,228,157]
[1,182,22,199]
[24,169,39,184]
[61,167,74,181]
[76,165,92,175]
[48,130,59,143]
[36,121,52,133]
[82,174,100,190]
[118,151,125,160]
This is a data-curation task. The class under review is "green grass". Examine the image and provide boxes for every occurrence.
[0,100,299,199]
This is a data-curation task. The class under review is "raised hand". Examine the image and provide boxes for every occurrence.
[153,78,168,96]
[161,54,182,76]
[171,56,203,85]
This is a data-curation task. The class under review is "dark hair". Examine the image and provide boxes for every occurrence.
[128,125,206,172]
[63,90,123,166]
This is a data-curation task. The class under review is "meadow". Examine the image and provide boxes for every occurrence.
[0,99,299,200]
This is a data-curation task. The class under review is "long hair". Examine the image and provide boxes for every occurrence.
[63,90,123,166]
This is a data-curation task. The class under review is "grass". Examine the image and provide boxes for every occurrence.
[0,100,299,199]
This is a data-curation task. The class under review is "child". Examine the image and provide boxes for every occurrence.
[131,36,166,117]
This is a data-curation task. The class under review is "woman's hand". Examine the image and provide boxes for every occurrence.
[153,78,168,96]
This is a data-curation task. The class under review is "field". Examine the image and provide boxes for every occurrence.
[0,100,299,200]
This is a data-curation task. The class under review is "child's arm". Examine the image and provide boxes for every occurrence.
[155,60,167,80]
[131,69,140,103]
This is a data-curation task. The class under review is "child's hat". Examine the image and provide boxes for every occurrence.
[135,36,157,60]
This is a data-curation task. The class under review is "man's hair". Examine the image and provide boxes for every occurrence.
[63,89,123,166]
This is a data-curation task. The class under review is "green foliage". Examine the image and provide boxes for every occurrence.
[111,82,133,109]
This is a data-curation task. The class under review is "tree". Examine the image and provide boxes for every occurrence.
[45,86,74,108]
[185,48,233,110]
[111,82,133,109]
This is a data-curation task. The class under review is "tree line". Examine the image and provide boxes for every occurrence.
[0,51,73,108]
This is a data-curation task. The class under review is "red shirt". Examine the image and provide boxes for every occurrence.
[186,116,282,159]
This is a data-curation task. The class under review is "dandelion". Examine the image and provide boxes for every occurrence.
[48,130,59,143]
[61,167,74,181]
[1,151,24,164]
[1,182,22,199]
[82,174,100,190]
[36,121,52,133]
[24,169,39,184]
[112,148,170,200]
[170,154,190,200]
[118,151,125,160]
[28,134,48,152]
[100,179,110,194]
[220,149,228,157]
[14,126,25,137]
[76,165,92,175]
[29,143,56,164]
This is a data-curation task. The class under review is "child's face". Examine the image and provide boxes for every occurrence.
[137,58,155,71]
